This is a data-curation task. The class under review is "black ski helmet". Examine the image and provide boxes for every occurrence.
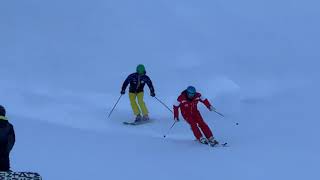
[0,105,6,116]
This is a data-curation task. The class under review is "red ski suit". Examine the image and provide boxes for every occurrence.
[173,91,214,140]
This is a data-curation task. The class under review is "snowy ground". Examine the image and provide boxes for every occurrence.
[1,0,320,179]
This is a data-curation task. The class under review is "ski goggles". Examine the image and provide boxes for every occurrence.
[187,92,196,97]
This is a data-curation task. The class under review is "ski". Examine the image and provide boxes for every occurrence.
[123,121,139,125]
[123,120,152,126]
[199,140,228,147]
[0,171,42,180]
[210,142,228,147]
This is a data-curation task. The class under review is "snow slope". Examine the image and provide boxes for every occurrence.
[1,0,319,179]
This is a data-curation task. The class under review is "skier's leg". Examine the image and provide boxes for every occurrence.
[129,93,141,116]
[185,118,203,140]
[137,92,149,116]
[196,114,213,139]
[0,154,10,171]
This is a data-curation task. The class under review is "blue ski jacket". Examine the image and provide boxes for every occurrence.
[121,72,155,94]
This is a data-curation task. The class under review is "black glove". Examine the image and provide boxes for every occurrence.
[120,90,125,95]
[150,92,155,97]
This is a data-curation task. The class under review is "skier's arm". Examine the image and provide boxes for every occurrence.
[7,124,15,153]
[121,74,132,93]
[199,94,213,110]
[173,101,180,121]
[145,76,155,96]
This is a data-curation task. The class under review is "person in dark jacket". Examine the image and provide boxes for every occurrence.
[0,105,15,171]
[121,64,155,122]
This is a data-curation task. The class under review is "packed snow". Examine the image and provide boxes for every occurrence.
[1,0,319,179]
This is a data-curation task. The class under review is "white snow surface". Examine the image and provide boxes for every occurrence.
[1,0,320,179]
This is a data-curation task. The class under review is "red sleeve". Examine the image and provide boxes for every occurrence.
[199,93,212,109]
[173,96,181,120]
[173,105,179,120]
[203,99,212,109]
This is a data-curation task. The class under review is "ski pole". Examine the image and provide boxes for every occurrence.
[107,94,123,119]
[154,96,173,114]
[213,110,225,117]
[213,109,239,126]
[163,121,177,138]
[153,97,177,138]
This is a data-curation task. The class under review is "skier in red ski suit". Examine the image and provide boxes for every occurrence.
[173,86,219,145]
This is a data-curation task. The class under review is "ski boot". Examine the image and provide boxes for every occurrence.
[142,114,150,121]
[199,137,208,144]
[134,114,142,123]
[208,137,219,147]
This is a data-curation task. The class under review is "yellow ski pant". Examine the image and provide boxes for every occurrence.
[129,92,149,116]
